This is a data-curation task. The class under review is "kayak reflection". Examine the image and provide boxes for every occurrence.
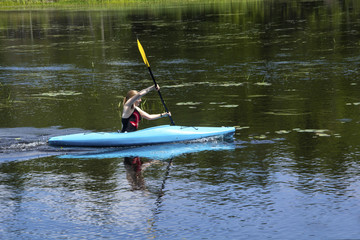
[58,141,235,160]
[59,141,235,190]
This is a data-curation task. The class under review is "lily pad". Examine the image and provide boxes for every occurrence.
[235,126,250,130]
[250,135,267,140]
[292,128,334,137]
[265,110,310,116]
[275,130,291,134]
[248,95,268,98]
[219,104,239,108]
[254,82,272,86]
[164,82,210,88]
[346,102,360,106]
[293,128,329,133]
[210,102,227,105]
[176,102,202,106]
[32,90,82,97]
[316,133,331,137]
[274,95,307,101]
[210,82,244,87]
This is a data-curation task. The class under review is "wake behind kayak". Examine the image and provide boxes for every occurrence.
[48,125,235,147]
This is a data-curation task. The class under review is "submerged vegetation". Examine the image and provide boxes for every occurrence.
[1,0,127,8]
[1,0,218,8]
[0,0,339,8]
[2,0,120,5]
[0,0,125,8]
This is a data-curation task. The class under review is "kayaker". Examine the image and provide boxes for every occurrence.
[121,84,171,132]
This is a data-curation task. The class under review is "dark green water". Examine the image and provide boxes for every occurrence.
[1,0,360,239]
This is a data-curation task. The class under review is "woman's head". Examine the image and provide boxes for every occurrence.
[123,90,139,107]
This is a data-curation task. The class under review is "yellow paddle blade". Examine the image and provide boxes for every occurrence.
[137,39,150,67]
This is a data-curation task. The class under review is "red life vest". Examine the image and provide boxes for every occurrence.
[121,108,142,133]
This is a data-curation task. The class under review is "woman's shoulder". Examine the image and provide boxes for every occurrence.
[135,106,148,115]
[134,106,142,113]
[122,105,134,118]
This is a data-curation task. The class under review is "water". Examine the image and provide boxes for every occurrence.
[1,0,360,239]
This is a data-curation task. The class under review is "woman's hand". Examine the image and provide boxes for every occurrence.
[161,112,171,117]
[154,84,160,91]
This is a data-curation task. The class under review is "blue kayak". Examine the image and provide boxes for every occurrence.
[48,125,235,147]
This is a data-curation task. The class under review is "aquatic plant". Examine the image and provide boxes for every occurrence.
[0,83,13,108]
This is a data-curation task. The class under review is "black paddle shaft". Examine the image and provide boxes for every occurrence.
[148,67,175,125]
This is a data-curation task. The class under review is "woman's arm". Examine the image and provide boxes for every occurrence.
[136,107,171,120]
[122,85,159,118]
[125,85,157,108]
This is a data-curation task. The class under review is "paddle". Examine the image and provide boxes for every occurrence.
[137,39,175,126]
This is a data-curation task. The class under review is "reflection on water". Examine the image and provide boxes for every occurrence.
[1,0,360,239]
[124,157,147,190]
[0,156,163,239]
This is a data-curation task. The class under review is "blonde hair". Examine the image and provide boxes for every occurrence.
[122,90,138,107]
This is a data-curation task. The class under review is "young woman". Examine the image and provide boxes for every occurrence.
[121,84,171,133]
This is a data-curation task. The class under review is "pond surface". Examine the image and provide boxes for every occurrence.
[1,0,360,239]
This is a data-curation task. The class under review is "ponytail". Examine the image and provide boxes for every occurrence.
[123,90,138,108]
